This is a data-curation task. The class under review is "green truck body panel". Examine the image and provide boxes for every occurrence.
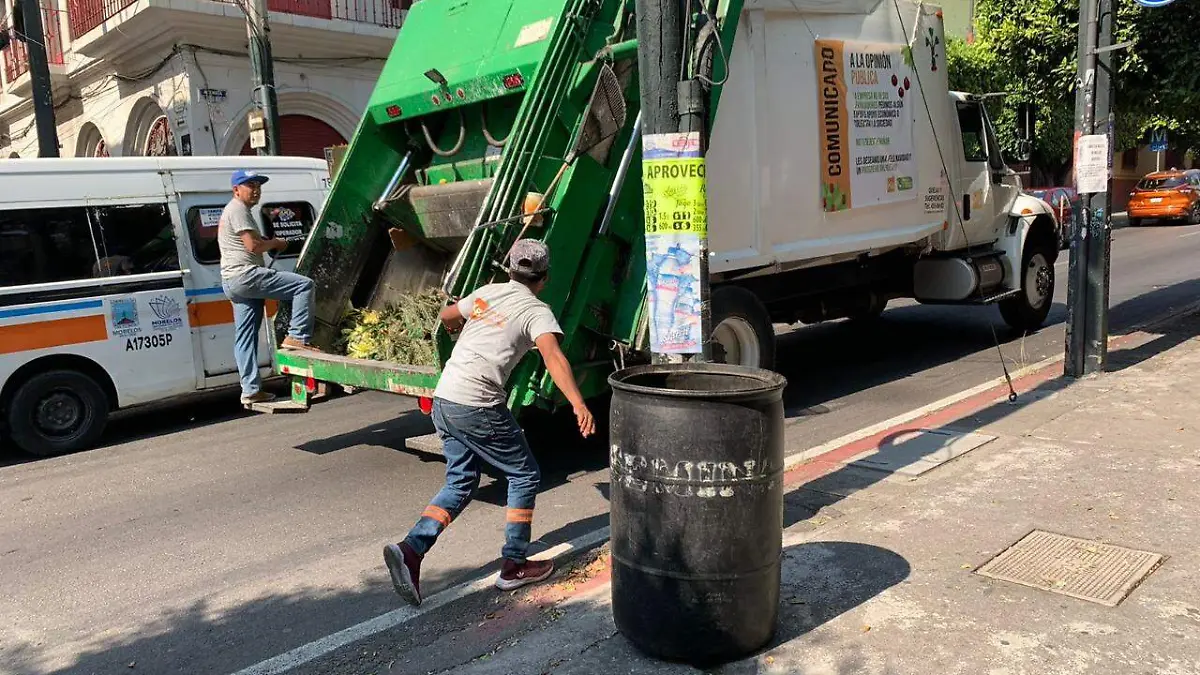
[277,0,742,418]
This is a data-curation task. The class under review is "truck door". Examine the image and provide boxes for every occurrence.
[954,100,1012,241]
[86,201,198,403]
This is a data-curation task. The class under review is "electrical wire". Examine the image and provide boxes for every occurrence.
[680,0,693,81]
[889,0,1018,402]
[695,1,729,87]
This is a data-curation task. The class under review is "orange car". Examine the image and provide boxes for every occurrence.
[1127,169,1200,226]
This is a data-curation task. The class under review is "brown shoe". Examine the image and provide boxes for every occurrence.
[241,391,277,405]
[384,542,423,606]
[496,558,555,591]
[281,337,322,352]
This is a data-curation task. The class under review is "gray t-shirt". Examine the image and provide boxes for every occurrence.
[434,281,563,408]
[218,198,264,281]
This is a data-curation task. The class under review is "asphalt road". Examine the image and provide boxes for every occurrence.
[3,221,1200,675]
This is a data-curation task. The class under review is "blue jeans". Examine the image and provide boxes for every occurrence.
[404,398,542,563]
[222,267,315,396]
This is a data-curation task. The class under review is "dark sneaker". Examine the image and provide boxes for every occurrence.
[496,558,555,591]
[384,542,422,606]
[240,391,276,405]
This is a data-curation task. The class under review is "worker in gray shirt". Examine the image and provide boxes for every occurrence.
[218,169,319,406]
[384,239,595,606]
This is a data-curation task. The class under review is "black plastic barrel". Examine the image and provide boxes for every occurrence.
[607,362,787,663]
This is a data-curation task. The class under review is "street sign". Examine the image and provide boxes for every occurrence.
[1150,129,1168,152]
[1134,0,1176,6]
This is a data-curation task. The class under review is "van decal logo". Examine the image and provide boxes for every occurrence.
[149,295,183,332]
[110,298,141,337]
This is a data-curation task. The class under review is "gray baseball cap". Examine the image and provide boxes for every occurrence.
[510,238,550,276]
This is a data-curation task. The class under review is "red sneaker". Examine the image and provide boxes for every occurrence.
[496,558,555,591]
[384,542,422,606]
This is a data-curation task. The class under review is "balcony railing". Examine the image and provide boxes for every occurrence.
[2,8,67,83]
[67,0,135,40]
[68,0,402,41]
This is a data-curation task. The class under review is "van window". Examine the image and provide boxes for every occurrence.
[186,205,227,265]
[956,102,987,163]
[89,203,180,276]
[0,207,97,287]
[261,202,315,258]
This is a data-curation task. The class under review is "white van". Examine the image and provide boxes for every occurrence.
[0,156,331,456]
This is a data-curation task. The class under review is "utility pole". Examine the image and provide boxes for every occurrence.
[1065,0,1114,377]
[245,0,281,155]
[15,0,60,157]
[636,0,714,363]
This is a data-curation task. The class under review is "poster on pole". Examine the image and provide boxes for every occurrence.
[642,132,705,354]
[814,39,917,212]
[1075,134,1110,195]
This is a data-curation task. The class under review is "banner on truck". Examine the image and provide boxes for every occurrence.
[815,39,917,212]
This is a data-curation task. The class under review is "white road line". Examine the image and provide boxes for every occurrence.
[229,527,611,675]
[1179,230,1200,238]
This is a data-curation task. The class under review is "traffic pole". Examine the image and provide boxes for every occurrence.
[636,0,714,364]
[18,0,60,157]
[1066,0,1114,378]
[246,0,281,155]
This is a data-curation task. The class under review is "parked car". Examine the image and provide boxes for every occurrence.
[1026,186,1078,249]
[1127,169,1200,227]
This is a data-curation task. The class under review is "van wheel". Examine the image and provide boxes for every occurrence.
[999,239,1055,333]
[7,370,110,457]
[710,286,776,370]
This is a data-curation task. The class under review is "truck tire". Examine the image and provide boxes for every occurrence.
[711,286,776,370]
[999,239,1055,333]
[7,369,110,457]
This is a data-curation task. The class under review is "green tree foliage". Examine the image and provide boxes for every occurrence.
[948,0,1200,183]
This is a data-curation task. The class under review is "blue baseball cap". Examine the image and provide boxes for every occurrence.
[231,169,269,188]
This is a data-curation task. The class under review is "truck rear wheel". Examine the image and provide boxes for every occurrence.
[711,286,776,370]
[7,369,110,457]
[999,239,1055,333]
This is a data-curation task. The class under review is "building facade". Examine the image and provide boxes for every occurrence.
[0,0,407,159]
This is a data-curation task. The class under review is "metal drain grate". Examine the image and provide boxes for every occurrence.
[975,530,1164,607]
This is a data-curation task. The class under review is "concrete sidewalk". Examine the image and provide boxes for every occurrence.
[295,309,1200,675]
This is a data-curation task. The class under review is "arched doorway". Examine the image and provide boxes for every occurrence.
[126,98,178,156]
[77,123,109,157]
[240,114,346,158]
[144,116,177,156]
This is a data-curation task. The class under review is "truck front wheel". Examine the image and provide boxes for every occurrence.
[999,239,1055,333]
[710,286,776,370]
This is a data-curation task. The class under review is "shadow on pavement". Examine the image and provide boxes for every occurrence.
[778,276,1200,420]
[601,541,910,673]
[294,409,436,457]
[784,305,1200,532]
[0,566,483,675]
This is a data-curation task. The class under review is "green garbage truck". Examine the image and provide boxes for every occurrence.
[271,0,1060,422]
